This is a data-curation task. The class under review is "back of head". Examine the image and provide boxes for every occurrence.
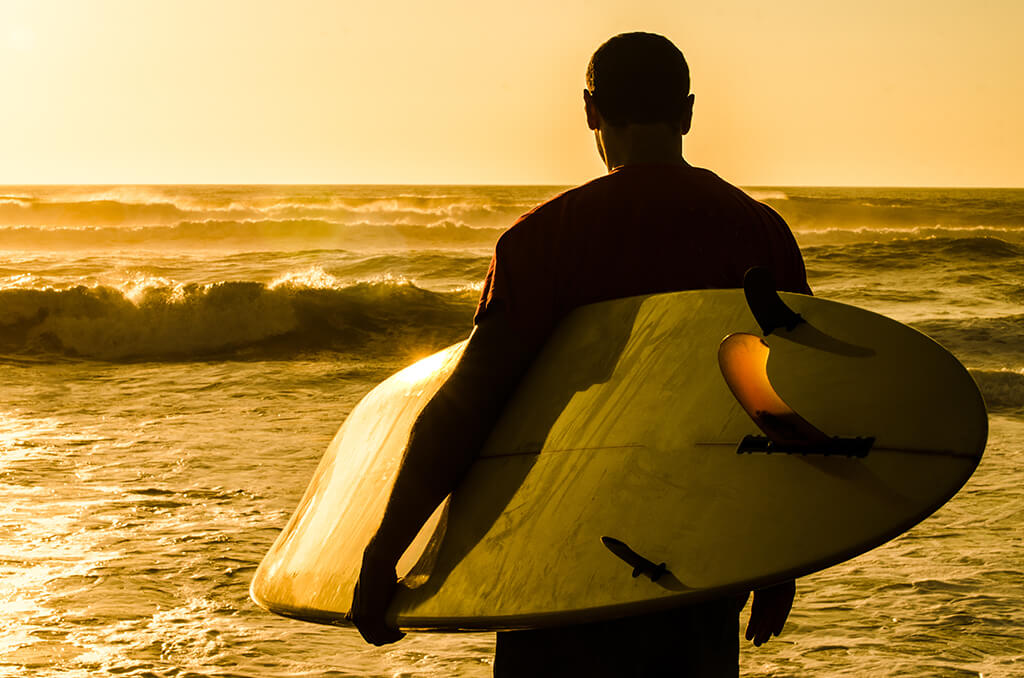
[586,32,690,127]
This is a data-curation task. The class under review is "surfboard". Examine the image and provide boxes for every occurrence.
[250,278,987,631]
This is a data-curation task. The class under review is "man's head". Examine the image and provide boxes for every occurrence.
[585,32,693,132]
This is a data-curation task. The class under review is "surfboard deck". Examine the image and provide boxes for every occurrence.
[250,288,987,631]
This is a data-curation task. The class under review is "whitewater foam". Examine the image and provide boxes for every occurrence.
[268,266,345,291]
[745,189,789,201]
[0,279,476,361]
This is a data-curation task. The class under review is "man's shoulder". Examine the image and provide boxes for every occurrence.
[686,169,792,229]
[683,168,785,213]
[517,174,613,219]
[495,177,608,245]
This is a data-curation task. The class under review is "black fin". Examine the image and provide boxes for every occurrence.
[743,267,804,336]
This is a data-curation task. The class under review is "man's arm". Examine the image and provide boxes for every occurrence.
[349,307,537,645]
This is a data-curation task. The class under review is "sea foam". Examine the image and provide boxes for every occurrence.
[0,279,477,361]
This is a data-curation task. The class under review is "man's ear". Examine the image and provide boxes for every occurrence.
[583,89,601,131]
[680,93,695,135]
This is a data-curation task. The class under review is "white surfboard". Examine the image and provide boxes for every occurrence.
[251,283,987,630]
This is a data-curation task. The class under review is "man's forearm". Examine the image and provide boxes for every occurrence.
[363,311,538,568]
[363,378,500,566]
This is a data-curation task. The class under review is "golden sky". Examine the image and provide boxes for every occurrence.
[2,0,1021,186]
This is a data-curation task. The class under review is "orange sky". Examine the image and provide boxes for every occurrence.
[2,0,1021,186]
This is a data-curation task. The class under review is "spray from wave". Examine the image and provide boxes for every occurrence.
[745,189,789,201]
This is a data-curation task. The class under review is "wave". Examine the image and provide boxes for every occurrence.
[0,198,209,228]
[803,235,1024,264]
[0,200,518,229]
[4,186,1023,251]
[0,280,478,361]
[16,220,1019,254]
[912,315,1024,369]
[772,187,1024,233]
[969,368,1024,412]
[326,252,492,285]
[802,237,1024,308]
[0,220,505,250]
[3,272,1023,417]
[794,226,1024,249]
[745,189,789,201]
[0,186,552,230]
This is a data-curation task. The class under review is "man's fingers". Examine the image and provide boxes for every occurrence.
[349,570,406,646]
[744,603,766,646]
[353,616,406,646]
[349,606,407,646]
[745,579,796,647]
[745,613,778,647]
[744,613,771,647]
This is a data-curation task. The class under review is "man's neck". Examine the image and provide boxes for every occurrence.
[597,123,687,171]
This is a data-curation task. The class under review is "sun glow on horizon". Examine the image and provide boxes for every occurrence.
[1,0,1022,187]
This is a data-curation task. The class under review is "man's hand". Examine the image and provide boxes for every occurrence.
[347,553,406,646]
[745,579,795,647]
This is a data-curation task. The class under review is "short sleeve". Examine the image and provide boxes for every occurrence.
[473,220,559,350]
[474,253,499,322]
[758,202,812,296]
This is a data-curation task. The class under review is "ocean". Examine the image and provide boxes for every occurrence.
[0,184,1021,677]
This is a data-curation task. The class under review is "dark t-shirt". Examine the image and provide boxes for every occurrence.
[475,163,810,349]
[476,163,810,676]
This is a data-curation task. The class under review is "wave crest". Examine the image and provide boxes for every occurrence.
[0,220,505,250]
[0,187,550,230]
[803,235,1024,263]
[0,280,477,361]
[969,368,1024,412]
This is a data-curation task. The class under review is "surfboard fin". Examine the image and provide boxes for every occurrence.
[719,333,877,457]
[601,537,668,582]
[744,267,804,336]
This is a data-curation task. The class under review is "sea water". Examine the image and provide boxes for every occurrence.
[0,184,1021,677]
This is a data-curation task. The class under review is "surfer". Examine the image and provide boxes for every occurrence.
[351,32,810,675]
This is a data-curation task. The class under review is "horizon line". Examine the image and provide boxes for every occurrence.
[0,182,1021,190]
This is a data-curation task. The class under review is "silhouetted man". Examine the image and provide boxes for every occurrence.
[350,32,808,676]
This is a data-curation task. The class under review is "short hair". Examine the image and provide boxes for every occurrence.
[586,32,690,127]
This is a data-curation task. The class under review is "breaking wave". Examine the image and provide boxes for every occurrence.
[745,189,789,201]
[969,368,1024,413]
[0,279,478,361]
